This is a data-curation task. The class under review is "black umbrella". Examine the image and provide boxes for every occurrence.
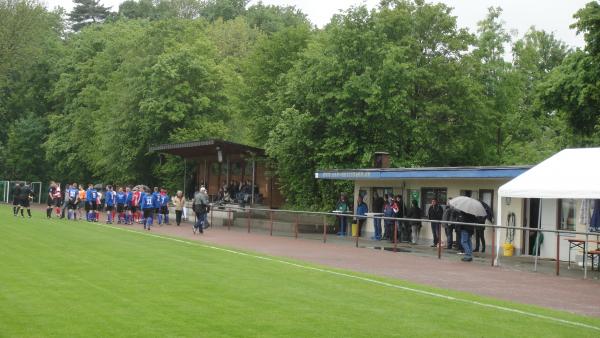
[480,200,494,222]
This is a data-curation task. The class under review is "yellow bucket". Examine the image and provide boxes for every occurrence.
[351,223,358,237]
[503,243,514,257]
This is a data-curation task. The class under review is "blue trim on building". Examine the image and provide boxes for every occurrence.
[314,167,530,180]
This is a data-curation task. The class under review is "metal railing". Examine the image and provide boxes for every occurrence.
[208,204,600,279]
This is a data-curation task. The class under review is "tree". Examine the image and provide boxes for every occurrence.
[69,0,111,31]
[500,28,571,164]
[0,0,64,143]
[266,1,492,208]
[538,1,600,137]
[1,113,48,181]
[200,0,248,22]
[245,2,309,34]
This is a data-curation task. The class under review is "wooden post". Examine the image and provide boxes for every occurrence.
[323,215,327,243]
[227,208,231,231]
[393,221,398,253]
[247,209,251,233]
[355,220,359,248]
[437,223,442,259]
[295,214,298,239]
[556,231,560,276]
[584,233,588,279]
[269,210,273,236]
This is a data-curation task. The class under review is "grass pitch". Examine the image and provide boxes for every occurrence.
[0,206,598,337]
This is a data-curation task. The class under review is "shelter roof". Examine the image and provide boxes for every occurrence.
[149,139,265,158]
[315,166,531,180]
[499,148,600,199]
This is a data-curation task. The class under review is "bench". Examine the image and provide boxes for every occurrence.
[588,250,600,271]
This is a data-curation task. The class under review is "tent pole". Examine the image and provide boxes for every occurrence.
[495,196,503,266]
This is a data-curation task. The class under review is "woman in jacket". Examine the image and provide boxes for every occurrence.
[407,200,422,244]
[172,190,186,226]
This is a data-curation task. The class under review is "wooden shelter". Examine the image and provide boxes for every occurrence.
[150,139,284,208]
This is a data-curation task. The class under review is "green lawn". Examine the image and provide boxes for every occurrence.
[0,205,598,337]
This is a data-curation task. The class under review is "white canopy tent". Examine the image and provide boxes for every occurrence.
[495,147,600,267]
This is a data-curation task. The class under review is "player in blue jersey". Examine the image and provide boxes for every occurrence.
[86,184,98,222]
[104,185,115,224]
[140,188,158,230]
[115,187,127,224]
[151,187,160,217]
[158,188,170,225]
[66,183,80,221]
[124,186,133,225]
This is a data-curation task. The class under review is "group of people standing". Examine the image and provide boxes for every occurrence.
[40,181,200,232]
[13,180,211,235]
[371,193,423,243]
[11,183,35,218]
[336,192,491,263]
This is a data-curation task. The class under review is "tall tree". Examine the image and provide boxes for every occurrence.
[69,0,111,31]
[471,7,516,161]
[0,0,64,143]
[538,1,600,138]
[266,0,491,208]
[200,0,248,22]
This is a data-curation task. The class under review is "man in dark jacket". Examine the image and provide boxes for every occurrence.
[407,200,422,244]
[372,192,384,240]
[428,198,444,247]
[18,184,34,218]
[12,183,22,216]
[355,195,368,237]
[459,212,477,262]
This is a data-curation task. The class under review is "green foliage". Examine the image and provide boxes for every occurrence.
[69,0,112,31]
[4,0,600,209]
[1,113,48,181]
[200,0,248,22]
[246,2,309,34]
[0,0,64,143]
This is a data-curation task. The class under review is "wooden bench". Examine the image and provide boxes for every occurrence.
[565,238,600,269]
[588,250,600,271]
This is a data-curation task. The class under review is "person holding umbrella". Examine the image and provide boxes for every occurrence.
[458,211,476,262]
[448,196,488,262]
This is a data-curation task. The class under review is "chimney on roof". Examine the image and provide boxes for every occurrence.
[374,152,390,168]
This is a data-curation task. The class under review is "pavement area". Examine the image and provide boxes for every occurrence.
[104,217,600,318]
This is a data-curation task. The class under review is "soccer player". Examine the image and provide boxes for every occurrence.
[19,184,34,218]
[66,183,79,220]
[123,186,132,224]
[86,184,98,222]
[140,188,158,230]
[47,181,56,218]
[152,187,160,220]
[129,187,141,224]
[158,188,170,225]
[53,182,62,217]
[78,185,86,220]
[116,187,127,224]
[97,189,103,221]
[105,185,115,224]
[12,183,22,216]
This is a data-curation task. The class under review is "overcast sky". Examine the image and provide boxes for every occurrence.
[44,0,589,48]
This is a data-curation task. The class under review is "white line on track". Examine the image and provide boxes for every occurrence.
[97,223,600,332]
